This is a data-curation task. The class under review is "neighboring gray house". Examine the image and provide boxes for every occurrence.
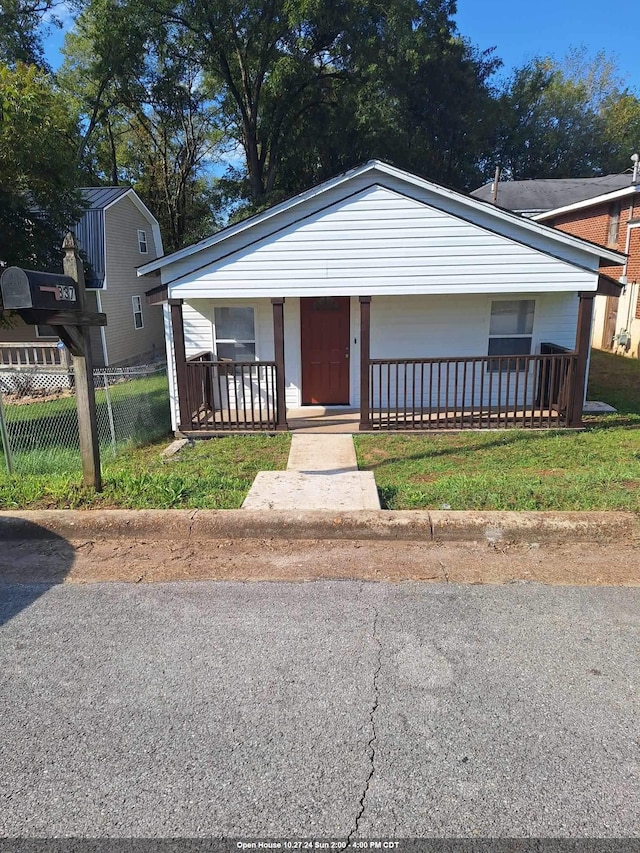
[471,174,633,218]
[0,187,165,368]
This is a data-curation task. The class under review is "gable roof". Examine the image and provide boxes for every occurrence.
[80,186,131,210]
[77,187,163,275]
[471,174,635,216]
[533,182,640,222]
[138,161,625,286]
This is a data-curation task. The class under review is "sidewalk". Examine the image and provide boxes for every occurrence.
[242,434,381,510]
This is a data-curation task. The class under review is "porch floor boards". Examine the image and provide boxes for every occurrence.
[183,405,568,434]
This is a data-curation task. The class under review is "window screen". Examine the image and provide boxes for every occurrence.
[36,325,58,339]
[214,307,256,362]
[488,300,534,370]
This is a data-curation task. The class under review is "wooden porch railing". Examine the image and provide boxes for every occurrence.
[368,348,578,430]
[0,341,70,369]
[182,352,280,431]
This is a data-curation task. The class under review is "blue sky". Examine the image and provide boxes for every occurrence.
[44,0,639,94]
[455,0,640,92]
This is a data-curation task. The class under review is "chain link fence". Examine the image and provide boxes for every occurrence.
[0,364,170,475]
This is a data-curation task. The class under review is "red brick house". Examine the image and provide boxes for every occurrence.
[533,187,640,358]
[472,173,640,358]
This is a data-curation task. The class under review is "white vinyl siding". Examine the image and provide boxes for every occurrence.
[102,196,164,366]
[163,291,578,423]
[167,184,599,299]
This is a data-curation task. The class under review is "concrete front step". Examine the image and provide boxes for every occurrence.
[286,433,358,473]
[242,471,381,511]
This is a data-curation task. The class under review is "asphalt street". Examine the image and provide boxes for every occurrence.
[0,580,638,839]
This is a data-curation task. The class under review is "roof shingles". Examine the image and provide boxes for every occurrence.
[471,175,634,214]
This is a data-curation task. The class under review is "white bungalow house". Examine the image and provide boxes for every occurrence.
[138,161,625,434]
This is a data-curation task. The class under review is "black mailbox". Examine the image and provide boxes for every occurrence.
[0,267,79,311]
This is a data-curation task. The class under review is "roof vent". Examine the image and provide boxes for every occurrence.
[632,153,639,185]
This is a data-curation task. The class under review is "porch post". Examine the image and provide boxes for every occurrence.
[169,298,190,430]
[271,297,287,430]
[359,296,372,430]
[569,293,595,428]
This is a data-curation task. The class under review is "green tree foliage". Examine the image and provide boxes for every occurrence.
[0,62,82,269]
[494,49,640,180]
[273,2,500,198]
[0,0,59,66]
[60,0,222,250]
[124,0,499,211]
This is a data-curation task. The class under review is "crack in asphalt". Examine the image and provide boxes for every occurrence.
[347,606,382,846]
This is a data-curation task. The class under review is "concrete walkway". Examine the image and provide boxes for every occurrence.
[242,434,380,511]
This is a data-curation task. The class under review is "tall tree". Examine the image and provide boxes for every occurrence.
[141,0,499,206]
[493,50,640,180]
[148,0,358,206]
[0,62,82,269]
[0,0,61,67]
[60,0,222,250]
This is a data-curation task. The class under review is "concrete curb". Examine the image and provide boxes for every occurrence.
[0,509,638,545]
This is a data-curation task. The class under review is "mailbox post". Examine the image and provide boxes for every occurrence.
[62,233,102,491]
[0,234,107,490]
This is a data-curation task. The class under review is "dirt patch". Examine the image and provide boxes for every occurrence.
[1,537,638,587]
[359,447,391,463]
[5,388,74,406]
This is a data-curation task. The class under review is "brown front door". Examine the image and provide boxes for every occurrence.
[301,296,350,405]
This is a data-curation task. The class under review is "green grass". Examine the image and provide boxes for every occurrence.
[2,349,638,512]
[355,349,640,511]
[0,434,291,510]
[1,372,171,476]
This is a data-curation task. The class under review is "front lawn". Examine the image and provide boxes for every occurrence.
[0,370,172,475]
[355,349,640,511]
[0,434,291,510]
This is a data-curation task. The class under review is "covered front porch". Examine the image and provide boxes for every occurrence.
[156,291,598,434]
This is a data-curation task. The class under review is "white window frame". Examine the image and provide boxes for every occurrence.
[487,299,535,371]
[132,295,144,330]
[213,305,257,363]
[137,229,148,254]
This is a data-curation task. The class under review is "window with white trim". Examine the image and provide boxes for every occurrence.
[488,300,535,370]
[214,307,256,362]
[132,295,144,329]
[137,229,148,254]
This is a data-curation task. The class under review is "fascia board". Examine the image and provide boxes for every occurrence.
[532,186,638,223]
[169,282,597,299]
